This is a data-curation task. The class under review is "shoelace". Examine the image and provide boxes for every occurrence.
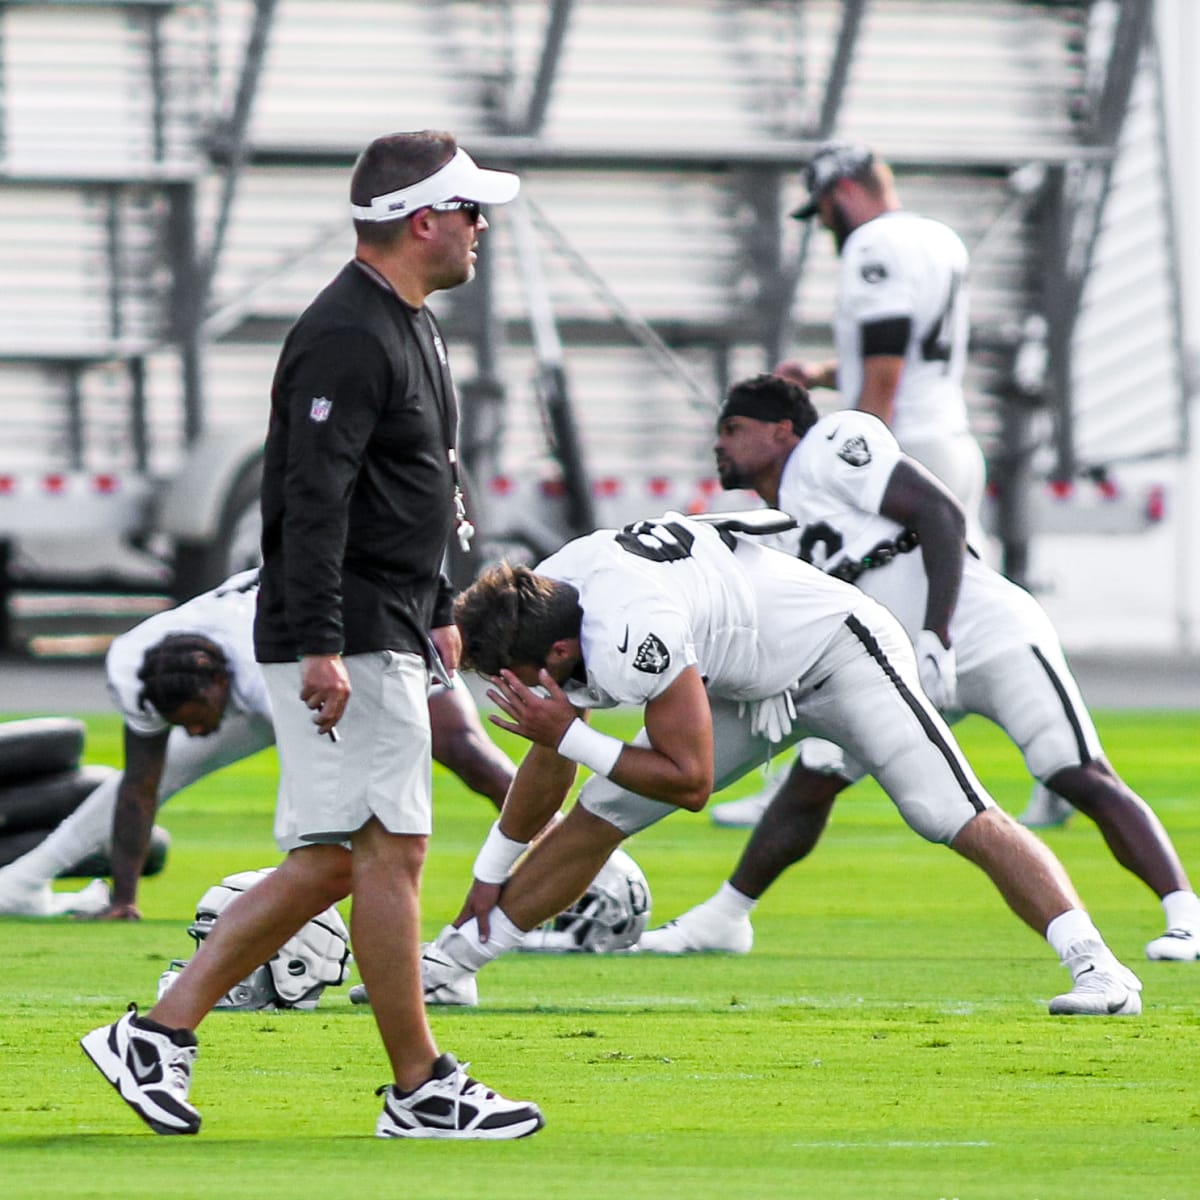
[161,1043,196,1096]
[456,1064,497,1101]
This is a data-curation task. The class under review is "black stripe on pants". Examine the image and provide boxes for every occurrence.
[844,613,986,814]
[1030,644,1091,764]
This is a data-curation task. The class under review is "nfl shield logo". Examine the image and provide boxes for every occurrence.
[309,397,333,423]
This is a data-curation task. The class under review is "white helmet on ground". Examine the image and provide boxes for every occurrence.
[521,847,651,953]
[157,868,351,1010]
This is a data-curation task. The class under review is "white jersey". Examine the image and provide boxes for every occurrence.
[773,412,1050,673]
[534,513,859,708]
[834,211,971,443]
[105,569,272,736]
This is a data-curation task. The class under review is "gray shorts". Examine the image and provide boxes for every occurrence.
[262,651,432,852]
[580,604,994,845]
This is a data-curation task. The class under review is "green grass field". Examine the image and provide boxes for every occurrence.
[2,707,1198,1200]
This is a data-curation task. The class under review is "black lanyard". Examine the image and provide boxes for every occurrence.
[354,259,475,551]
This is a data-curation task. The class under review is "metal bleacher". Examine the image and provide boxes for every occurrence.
[0,0,1187,581]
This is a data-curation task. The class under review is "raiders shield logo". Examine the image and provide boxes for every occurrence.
[837,435,871,467]
[632,634,670,674]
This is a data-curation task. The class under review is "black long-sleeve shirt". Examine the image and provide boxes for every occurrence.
[254,262,456,663]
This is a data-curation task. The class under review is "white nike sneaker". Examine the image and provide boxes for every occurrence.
[348,951,479,1008]
[420,928,481,1006]
[638,900,753,954]
[375,1052,543,1139]
[1145,927,1200,961]
[710,775,783,828]
[80,1004,201,1134]
[348,979,479,1007]
[1048,945,1142,1015]
[1019,783,1073,829]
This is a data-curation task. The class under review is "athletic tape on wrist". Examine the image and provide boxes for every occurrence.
[556,717,624,778]
[472,820,529,885]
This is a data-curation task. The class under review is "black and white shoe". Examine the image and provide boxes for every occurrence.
[80,1004,201,1134]
[375,1053,543,1140]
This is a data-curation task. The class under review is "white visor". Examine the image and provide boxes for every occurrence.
[350,147,520,223]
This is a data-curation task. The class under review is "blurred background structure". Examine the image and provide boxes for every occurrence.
[0,0,1195,657]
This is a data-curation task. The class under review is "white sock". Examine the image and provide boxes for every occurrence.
[1161,889,1200,932]
[1045,908,1105,962]
[450,908,527,968]
[709,881,757,918]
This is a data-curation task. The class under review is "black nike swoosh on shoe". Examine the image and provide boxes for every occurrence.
[130,1040,162,1085]
[1075,964,1096,976]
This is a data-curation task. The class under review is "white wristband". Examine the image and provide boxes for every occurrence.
[472,820,529,885]
[556,717,624,778]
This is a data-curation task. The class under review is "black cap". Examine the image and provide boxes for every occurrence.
[791,141,875,219]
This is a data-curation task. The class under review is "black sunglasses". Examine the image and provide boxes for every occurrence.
[428,199,482,224]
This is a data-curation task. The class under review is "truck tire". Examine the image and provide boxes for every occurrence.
[172,457,263,603]
[0,718,87,784]
[0,764,118,835]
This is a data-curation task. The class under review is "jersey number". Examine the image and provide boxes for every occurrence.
[797,521,844,567]
[920,269,964,370]
[616,520,696,563]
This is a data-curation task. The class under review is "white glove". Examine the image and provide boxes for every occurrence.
[745,690,798,744]
[915,629,957,712]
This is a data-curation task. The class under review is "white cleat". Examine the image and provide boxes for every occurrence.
[709,776,783,829]
[1049,948,1142,1016]
[1145,927,1200,961]
[419,927,480,1007]
[349,941,480,1008]
[638,902,753,955]
[1019,783,1073,829]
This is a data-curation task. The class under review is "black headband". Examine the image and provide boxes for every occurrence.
[717,388,804,428]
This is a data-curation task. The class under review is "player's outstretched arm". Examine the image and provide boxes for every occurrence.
[90,726,170,919]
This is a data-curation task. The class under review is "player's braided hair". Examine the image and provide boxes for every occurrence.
[137,634,230,717]
[454,563,582,676]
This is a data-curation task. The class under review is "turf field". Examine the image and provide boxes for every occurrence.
[2,707,1197,1200]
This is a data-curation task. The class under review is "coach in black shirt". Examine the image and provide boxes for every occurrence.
[108,130,545,1141]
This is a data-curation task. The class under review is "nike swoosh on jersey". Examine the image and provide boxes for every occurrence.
[617,625,629,653]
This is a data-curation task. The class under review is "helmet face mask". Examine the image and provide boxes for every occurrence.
[158,868,351,1010]
[521,848,651,954]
